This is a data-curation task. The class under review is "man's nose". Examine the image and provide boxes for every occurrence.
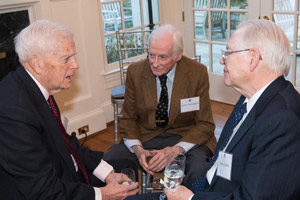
[219,57,225,65]
[71,59,79,69]
[152,56,160,67]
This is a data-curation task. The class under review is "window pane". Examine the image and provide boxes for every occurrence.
[194,0,208,8]
[152,0,160,23]
[230,0,248,9]
[105,35,118,64]
[121,30,150,59]
[143,0,149,25]
[195,42,209,70]
[212,44,224,73]
[211,0,226,8]
[230,12,248,36]
[194,10,208,40]
[211,11,226,42]
[274,0,295,11]
[102,3,122,34]
[143,0,159,26]
[123,0,141,29]
[274,14,294,49]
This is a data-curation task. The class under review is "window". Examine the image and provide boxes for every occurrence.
[100,0,160,65]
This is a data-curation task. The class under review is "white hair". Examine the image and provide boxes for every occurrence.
[149,24,183,60]
[236,19,290,76]
[14,19,73,62]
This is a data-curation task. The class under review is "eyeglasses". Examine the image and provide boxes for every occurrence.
[221,49,250,64]
[221,49,263,64]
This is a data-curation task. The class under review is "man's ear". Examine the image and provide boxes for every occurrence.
[28,55,43,74]
[176,50,183,62]
[249,48,261,72]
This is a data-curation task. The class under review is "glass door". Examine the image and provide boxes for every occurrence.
[184,0,300,104]
[270,0,300,92]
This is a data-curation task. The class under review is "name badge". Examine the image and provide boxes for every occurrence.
[180,97,200,113]
[216,151,233,181]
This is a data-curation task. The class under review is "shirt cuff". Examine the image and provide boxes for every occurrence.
[94,187,102,200]
[93,159,114,182]
[176,141,196,153]
[123,138,142,153]
[188,194,194,200]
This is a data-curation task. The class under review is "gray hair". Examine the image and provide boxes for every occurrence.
[14,19,73,62]
[149,24,183,60]
[236,19,290,76]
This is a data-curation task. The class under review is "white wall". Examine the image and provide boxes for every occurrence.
[0,0,184,138]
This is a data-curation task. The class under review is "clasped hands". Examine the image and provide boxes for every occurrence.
[132,145,194,200]
[132,145,183,175]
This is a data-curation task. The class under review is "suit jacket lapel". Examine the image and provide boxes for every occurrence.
[141,62,157,126]
[226,76,287,152]
[16,67,78,177]
[168,58,190,127]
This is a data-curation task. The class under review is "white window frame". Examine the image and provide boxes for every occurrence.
[98,0,161,73]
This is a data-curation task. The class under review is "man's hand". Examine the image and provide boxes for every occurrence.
[147,146,183,172]
[132,145,157,174]
[100,182,139,200]
[165,185,194,200]
[105,172,132,184]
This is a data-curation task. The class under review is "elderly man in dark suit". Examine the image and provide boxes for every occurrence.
[104,24,217,188]
[128,19,300,200]
[0,19,138,200]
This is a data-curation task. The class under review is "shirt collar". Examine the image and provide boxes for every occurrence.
[156,63,177,84]
[24,68,50,101]
[244,79,275,113]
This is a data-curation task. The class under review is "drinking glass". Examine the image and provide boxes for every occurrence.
[121,168,136,185]
[159,153,186,200]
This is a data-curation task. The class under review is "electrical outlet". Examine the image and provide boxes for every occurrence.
[78,125,89,135]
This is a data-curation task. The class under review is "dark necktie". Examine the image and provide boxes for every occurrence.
[48,95,90,184]
[155,75,169,128]
[192,102,247,193]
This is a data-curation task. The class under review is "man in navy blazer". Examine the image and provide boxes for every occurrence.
[0,20,138,199]
[126,19,300,200]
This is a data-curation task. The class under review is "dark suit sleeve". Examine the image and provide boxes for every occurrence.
[192,111,300,200]
[0,106,95,200]
[70,135,104,171]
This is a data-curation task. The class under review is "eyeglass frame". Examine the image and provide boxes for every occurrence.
[221,48,262,64]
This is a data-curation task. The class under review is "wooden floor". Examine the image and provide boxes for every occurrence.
[82,101,234,151]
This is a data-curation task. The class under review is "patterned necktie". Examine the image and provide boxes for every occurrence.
[48,95,90,184]
[155,75,169,128]
[192,102,247,193]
